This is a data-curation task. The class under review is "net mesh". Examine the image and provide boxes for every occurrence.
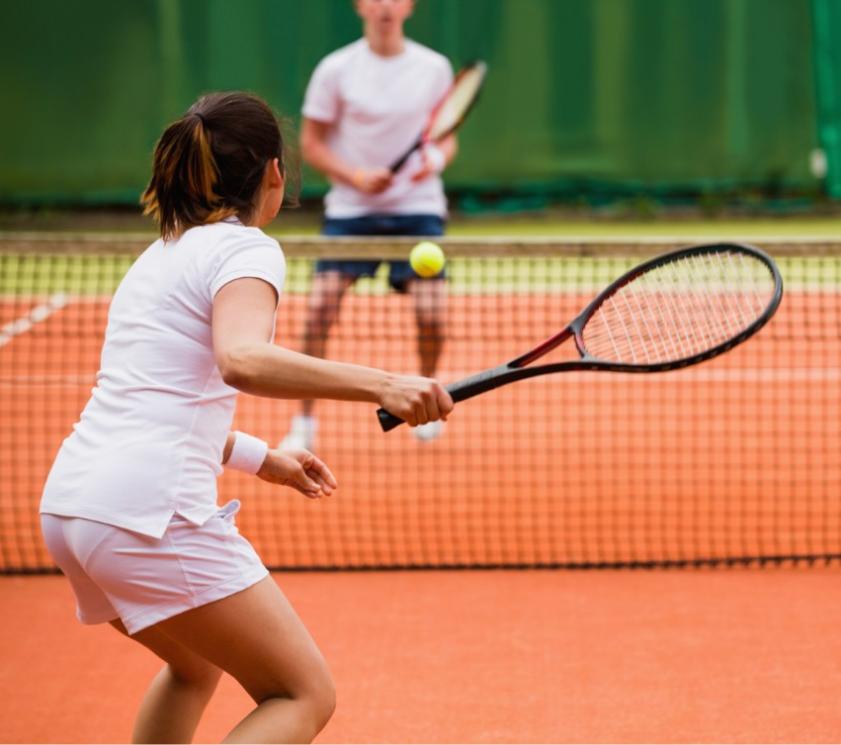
[583,248,779,364]
[1,235,839,572]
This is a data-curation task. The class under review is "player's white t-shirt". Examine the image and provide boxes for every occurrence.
[303,38,453,219]
[40,220,286,538]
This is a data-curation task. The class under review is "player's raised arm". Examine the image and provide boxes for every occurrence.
[301,117,392,194]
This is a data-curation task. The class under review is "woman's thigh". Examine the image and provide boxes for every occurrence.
[150,576,333,704]
[112,618,222,687]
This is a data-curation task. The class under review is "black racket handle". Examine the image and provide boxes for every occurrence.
[376,366,510,432]
[377,409,406,432]
[389,136,423,174]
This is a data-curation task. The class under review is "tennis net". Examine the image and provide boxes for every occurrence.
[1,234,839,571]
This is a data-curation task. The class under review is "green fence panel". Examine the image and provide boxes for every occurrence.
[0,0,824,205]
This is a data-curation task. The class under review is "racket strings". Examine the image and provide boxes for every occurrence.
[582,250,776,364]
[428,66,485,140]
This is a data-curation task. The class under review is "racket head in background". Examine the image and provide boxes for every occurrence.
[425,61,487,141]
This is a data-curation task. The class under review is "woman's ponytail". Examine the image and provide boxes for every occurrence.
[141,92,292,240]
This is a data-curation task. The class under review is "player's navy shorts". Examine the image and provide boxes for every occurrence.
[316,214,446,293]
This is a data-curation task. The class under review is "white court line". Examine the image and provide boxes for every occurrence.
[0,294,69,348]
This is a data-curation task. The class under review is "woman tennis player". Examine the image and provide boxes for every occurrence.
[39,92,452,743]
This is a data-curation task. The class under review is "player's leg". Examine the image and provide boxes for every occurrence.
[408,276,447,378]
[110,619,223,744]
[281,214,383,450]
[385,214,446,378]
[151,576,335,744]
[299,270,354,409]
[408,276,447,440]
[42,512,227,743]
[41,513,220,743]
[387,214,447,440]
[301,271,354,359]
[283,211,384,448]
[280,269,353,449]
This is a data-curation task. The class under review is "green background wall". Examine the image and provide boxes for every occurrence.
[2,0,838,205]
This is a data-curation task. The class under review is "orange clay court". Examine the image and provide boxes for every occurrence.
[1,244,840,742]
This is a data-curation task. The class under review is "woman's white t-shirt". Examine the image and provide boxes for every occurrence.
[40,221,285,538]
[302,38,453,219]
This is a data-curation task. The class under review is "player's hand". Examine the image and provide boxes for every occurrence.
[351,167,393,194]
[378,375,454,427]
[257,448,337,499]
[410,144,447,183]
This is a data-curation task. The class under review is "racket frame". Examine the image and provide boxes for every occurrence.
[377,242,784,431]
[389,60,487,173]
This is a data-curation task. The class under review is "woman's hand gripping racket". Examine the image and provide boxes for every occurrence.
[378,243,783,432]
[389,61,487,174]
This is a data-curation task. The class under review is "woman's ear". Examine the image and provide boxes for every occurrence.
[268,157,284,188]
[251,157,285,226]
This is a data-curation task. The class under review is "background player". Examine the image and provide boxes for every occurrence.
[281,0,457,449]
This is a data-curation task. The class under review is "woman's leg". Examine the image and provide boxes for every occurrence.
[149,575,335,744]
[111,619,222,744]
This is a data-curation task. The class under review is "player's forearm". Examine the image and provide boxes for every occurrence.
[222,432,235,464]
[218,343,391,402]
[301,136,358,187]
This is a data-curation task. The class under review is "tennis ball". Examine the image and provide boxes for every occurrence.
[410,241,446,278]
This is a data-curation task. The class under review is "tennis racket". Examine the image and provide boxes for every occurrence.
[377,242,783,432]
[389,60,487,174]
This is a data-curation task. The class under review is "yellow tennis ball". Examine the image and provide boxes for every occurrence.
[410,241,446,278]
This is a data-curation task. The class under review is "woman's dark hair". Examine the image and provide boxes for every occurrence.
[141,92,298,240]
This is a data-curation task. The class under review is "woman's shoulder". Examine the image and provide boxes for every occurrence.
[182,223,285,296]
[176,223,283,276]
[218,223,283,267]
[183,221,279,250]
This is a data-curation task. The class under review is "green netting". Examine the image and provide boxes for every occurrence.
[0,0,828,205]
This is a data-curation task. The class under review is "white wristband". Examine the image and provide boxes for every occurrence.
[423,143,447,174]
[227,431,268,474]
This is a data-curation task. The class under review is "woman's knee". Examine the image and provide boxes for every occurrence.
[413,295,446,332]
[310,670,337,730]
[297,673,336,737]
[416,315,445,341]
[305,292,344,336]
[248,663,335,740]
[263,654,335,728]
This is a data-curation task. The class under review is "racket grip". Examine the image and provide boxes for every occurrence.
[377,408,404,432]
[389,136,423,173]
[376,367,508,432]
